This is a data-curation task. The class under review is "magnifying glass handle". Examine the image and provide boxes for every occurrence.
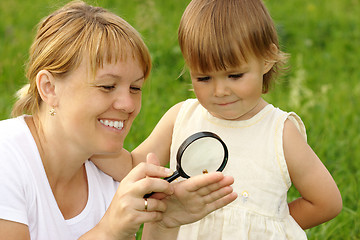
[163,170,180,183]
[143,171,180,198]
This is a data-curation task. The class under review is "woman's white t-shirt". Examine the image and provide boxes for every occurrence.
[0,116,119,239]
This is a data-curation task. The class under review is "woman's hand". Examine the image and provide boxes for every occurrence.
[84,153,174,240]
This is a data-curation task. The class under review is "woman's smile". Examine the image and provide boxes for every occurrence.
[99,119,124,131]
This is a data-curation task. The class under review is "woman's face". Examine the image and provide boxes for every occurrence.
[53,56,144,155]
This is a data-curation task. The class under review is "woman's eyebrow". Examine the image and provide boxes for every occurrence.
[97,73,144,82]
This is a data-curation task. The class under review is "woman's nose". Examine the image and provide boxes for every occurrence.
[113,92,136,113]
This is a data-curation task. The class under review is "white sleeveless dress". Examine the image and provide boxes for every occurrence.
[170,99,308,240]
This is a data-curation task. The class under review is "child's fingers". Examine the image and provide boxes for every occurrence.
[195,175,235,197]
[204,191,238,213]
[200,185,236,204]
[180,172,234,193]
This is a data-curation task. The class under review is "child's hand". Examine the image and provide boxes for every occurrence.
[158,172,238,228]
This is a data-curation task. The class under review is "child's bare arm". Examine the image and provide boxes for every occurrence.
[284,119,342,229]
[132,102,183,167]
[91,102,183,181]
[90,148,132,182]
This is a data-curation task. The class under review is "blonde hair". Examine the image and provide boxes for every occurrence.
[178,0,288,93]
[12,0,151,117]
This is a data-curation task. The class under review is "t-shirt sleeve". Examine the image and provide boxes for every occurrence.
[0,144,29,225]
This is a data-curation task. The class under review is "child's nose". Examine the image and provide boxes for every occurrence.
[213,80,230,97]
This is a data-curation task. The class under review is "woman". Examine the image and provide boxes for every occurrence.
[0,1,237,239]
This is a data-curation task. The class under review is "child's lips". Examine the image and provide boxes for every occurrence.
[217,100,238,106]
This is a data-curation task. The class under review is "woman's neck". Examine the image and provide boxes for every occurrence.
[25,115,87,185]
[25,115,89,219]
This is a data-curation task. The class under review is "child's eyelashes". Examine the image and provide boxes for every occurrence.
[197,76,211,82]
[229,73,244,79]
[195,73,244,82]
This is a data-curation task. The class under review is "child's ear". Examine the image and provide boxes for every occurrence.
[263,43,278,74]
[36,70,57,107]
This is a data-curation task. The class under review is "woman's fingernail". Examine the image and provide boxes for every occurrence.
[164,168,173,176]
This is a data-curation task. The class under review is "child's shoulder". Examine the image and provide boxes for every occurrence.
[169,98,199,115]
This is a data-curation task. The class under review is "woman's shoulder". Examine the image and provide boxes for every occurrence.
[0,116,38,168]
[0,116,28,141]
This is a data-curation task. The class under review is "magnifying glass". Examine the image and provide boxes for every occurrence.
[144,131,228,198]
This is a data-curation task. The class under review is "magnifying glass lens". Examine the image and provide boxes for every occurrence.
[180,133,227,177]
[144,131,228,198]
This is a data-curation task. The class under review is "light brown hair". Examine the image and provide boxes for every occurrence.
[178,0,288,93]
[12,0,151,117]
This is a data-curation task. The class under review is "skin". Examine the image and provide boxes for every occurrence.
[1,55,237,240]
[190,57,273,121]
[0,57,170,239]
[96,54,342,231]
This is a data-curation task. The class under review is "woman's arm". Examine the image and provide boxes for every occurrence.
[284,119,342,229]
[0,220,30,240]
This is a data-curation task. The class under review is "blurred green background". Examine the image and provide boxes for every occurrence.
[0,0,359,239]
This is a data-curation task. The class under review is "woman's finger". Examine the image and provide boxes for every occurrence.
[136,177,174,197]
[141,198,167,213]
[145,152,159,165]
[124,161,173,183]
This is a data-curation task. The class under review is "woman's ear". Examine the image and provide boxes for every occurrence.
[263,43,278,74]
[36,70,57,106]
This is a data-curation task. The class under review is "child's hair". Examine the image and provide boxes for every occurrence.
[12,0,151,117]
[178,0,288,93]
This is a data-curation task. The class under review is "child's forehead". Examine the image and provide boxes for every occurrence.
[189,59,252,74]
[190,64,249,75]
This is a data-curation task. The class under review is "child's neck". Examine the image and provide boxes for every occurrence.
[240,98,268,120]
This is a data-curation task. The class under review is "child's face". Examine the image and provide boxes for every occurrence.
[190,56,272,121]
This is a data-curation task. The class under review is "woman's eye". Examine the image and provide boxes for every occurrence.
[197,76,211,82]
[229,73,244,79]
[99,85,115,91]
[130,86,142,93]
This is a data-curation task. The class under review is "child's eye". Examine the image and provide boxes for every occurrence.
[197,76,211,82]
[228,73,244,79]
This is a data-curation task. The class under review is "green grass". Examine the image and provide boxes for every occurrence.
[1,0,359,239]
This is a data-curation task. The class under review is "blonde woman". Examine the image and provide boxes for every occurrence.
[0,1,237,239]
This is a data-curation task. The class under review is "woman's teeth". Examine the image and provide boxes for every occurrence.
[100,119,124,130]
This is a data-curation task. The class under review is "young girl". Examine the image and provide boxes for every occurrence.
[94,0,342,239]
[0,1,237,239]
